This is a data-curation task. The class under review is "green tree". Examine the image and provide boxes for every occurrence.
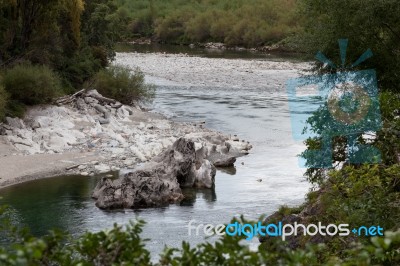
[299,0,400,91]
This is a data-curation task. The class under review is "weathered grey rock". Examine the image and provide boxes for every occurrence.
[6,117,25,129]
[31,120,40,129]
[94,164,110,174]
[84,97,98,105]
[92,138,217,209]
[76,98,87,110]
[205,142,236,167]
[24,118,40,130]
[191,159,216,188]
[94,104,111,124]
[211,156,236,167]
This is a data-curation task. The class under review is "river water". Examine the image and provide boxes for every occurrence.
[0,45,310,256]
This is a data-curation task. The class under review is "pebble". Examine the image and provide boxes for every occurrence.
[124,159,135,166]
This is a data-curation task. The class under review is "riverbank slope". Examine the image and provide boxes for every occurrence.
[0,89,251,189]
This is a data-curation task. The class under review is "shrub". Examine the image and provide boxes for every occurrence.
[0,204,399,265]
[2,64,63,106]
[0,84,8,120]
[93,65,154,105]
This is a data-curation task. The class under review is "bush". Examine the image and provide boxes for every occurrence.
[0,204,399,265]
[2,64,63,106]
[0,84,8,120]
[93,65,154,105]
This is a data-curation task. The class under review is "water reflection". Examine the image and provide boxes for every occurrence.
[180,188,217,207]
[0,175,102,235]
[217,166,237,175]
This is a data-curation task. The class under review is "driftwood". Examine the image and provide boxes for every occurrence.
[56,89,120,106]
[85,90,117,104]
[56,89,85,105]
[54,89,126,125]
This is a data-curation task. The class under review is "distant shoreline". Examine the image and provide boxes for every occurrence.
[120,38,307,56]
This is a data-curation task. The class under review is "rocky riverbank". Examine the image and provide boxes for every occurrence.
[0,89,252,196]
[128,39,297,54]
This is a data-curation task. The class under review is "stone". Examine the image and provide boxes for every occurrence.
[124,159,135,166]
[94,164,110,174]
[24,119,40,130]
[191,159,216,188]
[92,138,217,209]
[76,98,87,110]
[109,140,119,148]
[84,97,99,105]
[6,117,25,129]
[209,155,236,167]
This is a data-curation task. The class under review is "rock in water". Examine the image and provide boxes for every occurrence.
[208,153,236,167]
[92,138,216,209]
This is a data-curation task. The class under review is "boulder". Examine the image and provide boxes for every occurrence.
[5,117,25,129]
[92,138,217,209]
[208,153,236,167]
[94,164,110,174]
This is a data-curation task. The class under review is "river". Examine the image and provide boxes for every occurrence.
[0,45,310,257]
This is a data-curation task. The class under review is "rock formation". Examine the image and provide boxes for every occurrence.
[92,137,217,209]
[0,89,252,208]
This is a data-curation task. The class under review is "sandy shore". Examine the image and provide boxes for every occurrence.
[0,147,99,188]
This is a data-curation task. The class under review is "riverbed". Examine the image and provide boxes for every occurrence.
[0,46,310,256]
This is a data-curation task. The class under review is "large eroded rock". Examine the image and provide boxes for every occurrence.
[92,138,216,209]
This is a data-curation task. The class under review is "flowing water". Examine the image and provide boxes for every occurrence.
[0,45,310,256]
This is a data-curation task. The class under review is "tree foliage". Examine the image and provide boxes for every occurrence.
[116,0,300,48]
[0,0,136,118]
[93,65,155,105]
[298,0,400,184]
[2,63,63,105]
[0,205,399,265]
[299,0,400,91]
